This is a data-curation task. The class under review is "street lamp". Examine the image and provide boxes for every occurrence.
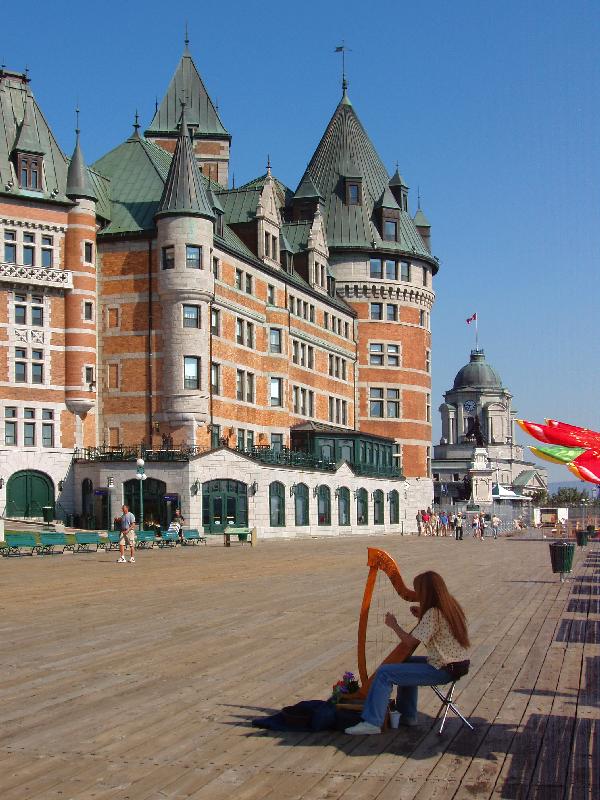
[135,458,146,530]
[107,475,114,532]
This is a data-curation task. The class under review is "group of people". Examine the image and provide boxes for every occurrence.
[416,509,502,540]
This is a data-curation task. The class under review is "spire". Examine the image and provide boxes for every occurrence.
[184,21,190,53]
[13,92,44,154]
[266,154,272,177]
[131,109,141,139]
[66,107,97,202]
[156,101,214,220]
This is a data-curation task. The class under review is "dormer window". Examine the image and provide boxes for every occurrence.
[346,181,361,205]
[17,153,42,191]
[383,219,398,242]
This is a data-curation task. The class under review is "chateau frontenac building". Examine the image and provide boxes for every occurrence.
[0,43,437,536]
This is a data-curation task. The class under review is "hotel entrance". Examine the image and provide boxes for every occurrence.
[202,480,248,533]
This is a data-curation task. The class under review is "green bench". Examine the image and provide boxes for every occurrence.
[74,532,104,552]
[105,531,121,550]
[182,529,206,546]
[136,530,157,549]
[205,527,256,547]
[3,533,38,556]
[38,532,74,555]
[158,530,179,547]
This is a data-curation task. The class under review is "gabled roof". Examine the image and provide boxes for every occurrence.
[145,46,229,139]
[156,103,214,220]
[238,173,293,207]
[299,91,432,259]
[92,129,173,234]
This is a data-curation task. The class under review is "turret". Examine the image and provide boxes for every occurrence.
[414,202,431,252]
[63,114,98,447]
[155,102,215,444]
[389,167,408,212]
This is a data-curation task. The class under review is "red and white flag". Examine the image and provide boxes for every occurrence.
[466,313,477,325]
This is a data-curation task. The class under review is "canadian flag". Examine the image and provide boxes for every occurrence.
[466,313,477,325]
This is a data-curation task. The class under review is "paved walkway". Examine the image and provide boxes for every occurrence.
[0,534,597,799]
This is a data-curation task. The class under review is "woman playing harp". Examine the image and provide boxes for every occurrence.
[346,570,470,734]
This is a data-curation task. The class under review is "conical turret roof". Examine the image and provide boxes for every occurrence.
[156,103,214,220]
[389,167,407,188]
[414,207,431,228]
[299,92,431,257]
[146,46,229,139]
[66,129,97,201]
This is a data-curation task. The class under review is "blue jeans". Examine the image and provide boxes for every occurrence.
[362,656,451,727]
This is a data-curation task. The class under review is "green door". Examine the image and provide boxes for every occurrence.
[202,480,248,533]
[7,470,55,518]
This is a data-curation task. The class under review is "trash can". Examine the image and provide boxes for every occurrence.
[42,506,53,525]
[549,541,575,582]
[576,530,588,548]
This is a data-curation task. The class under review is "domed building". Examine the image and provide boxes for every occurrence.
[432,349,547,506]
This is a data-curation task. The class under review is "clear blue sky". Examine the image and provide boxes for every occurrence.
[5,0,599,482]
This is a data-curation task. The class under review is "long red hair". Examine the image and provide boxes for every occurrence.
[413,571,470,648]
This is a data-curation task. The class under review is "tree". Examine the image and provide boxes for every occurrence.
[548,487,590,506]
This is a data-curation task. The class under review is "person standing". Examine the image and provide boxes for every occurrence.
[439,511,448,537]
[173,508,186,543]
[471,515,480,540]
[491,514,501,539]
[117,504,136,563]
[455,512,464,541]
[416,510,423,536]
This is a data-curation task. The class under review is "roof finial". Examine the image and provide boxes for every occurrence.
[24,64,29,79]
[417,185,421,210]
[75,105,80,136]
[184,20,190,51]
[335,42,352,96]
[134,109,140,132]
[266,154,271,177]
[232,172,236,189]
[155,96,159,115]
[215,96,219,114]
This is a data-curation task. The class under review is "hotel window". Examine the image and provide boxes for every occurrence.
[210,362,220,394]
[5,407,17,445]
[42,422,54,448]
[211,424,221,448]
[31,302,43,327]
[307,346,314,369]
[269,328,282,353]
[245,273,253,294]
[24,421,35,446]
[346,182,361,205]
[212,257,219,278]
[237,428,245,450]
[400,261,410,281]
[271,433,283,452]
[247,430,254,449]
[4,230,16,263]
[426,393,431,423]
[369,343,384,365]
[269,481,286,527]
[344,321,350,338]
[264,232,270,258]
[309,305,315,322]
[387,344,400,366]
[385,259,397,280]
[267,284,275,304]
[246,372,255,403]
[292,340,299,364]
[186,244,202,269]
[41,236,53,267]
[14,296,26,325]
[236,370,254,403]
[387,389,400,418]
[84,301,93,321]
[422,266,428,287]
[184,357,200,390]
[419,309,426,327]
[370,303,383,321]
[161,246,174,270]
[235,268,243,289]
[369,388,384,417]
[289,295,295,314]
[23,233,35,266]
[236,370,244,400]
[183,305,201,328]
[18,154,41,190]
[386,304,398,321]
[236,318,244,344]
[15,349,27,382]
[384,220,398,241]
[426,349,431,373]
[85,366,94,385]
[308,390,314,418]
[246,321,254,349]
[210,308,220,336]
[84,241,94,264]
[31,350,44,384]
[342,400,348,425]
[328,396,334,422]
[324,312,329,329]
[270,377,283,407]
[369,258,383,279]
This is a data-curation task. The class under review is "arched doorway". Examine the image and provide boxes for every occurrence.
[7,470,55,518]
[202,480,248,533]
[124,477,168,529]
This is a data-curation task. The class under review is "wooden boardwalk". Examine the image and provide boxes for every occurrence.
[0,534,597,799]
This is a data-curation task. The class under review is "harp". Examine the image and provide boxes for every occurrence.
[356,547,419,696]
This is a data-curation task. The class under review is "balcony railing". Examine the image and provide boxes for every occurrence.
[0,262,73,290]
[236,445,337,471]
[73,443,208,462]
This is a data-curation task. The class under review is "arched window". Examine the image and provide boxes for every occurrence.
[269,481,285,527]
[338,487,350,526]
[317,485,331,526]
[389,489,399,524]
[374,489,384,525]
[357,488,368,525]
[295,483,309,526]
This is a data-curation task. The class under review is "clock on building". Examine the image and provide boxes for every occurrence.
[464,400,476,413]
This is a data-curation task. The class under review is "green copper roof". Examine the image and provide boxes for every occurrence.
[414,207,431,227]
[238,173,293,207]
[92,129,173,234]
[146,47,229,139]
[281,221,312,254]
[13,93,44,154]
[156,103,214,220]
[217,187,262,225]
[389,167,407,188]
[301,93,431,259]
[453,350,502,390]
[375,186,400,210]
[294,171,323,200]
[66,131,97,201]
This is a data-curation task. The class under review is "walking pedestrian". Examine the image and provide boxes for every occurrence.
[491,514,501,539]
[471,515,481,540]
[480,514,488,540]
[117,504,136,563]
[455,512,464,540]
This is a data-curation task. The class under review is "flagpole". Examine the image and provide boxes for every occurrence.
[475,315,478,351]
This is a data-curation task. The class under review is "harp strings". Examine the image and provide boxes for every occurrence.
[365,569,405,676]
